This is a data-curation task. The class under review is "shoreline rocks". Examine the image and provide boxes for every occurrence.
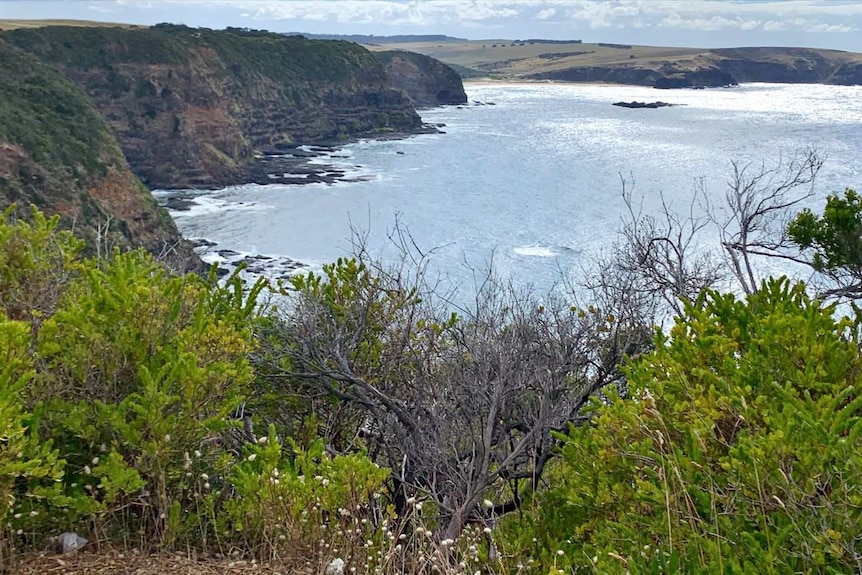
[613,101,677,109]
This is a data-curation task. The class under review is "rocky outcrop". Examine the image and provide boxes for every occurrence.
[1,25,432,189]
[709,47,835,83]
[654,70,737,89]
[528,66,663,86]
[376,50,467,107]
[831,61,862,85]
[0,40,200,271]
[613,101,677,109]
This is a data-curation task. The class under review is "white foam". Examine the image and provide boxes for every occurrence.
[169,196,265,218]
[513,245,557,258]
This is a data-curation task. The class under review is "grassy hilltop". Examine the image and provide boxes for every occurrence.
[0,39,197,268]
[368,38,862,86]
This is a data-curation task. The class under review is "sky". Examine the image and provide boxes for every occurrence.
[3,0,862,52]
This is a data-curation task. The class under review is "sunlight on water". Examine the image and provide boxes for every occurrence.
[159,83,862,296]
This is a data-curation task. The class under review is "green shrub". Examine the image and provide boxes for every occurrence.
[225,425,388,564]
[0,318,65,556]
[28,251,263,541]
[0,206,83,325]
[520,278,862,574]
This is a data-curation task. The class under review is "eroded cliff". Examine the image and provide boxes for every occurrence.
[526,46,862,87]
[376,50,467,107]
[0,40,200,270]
[2,25,431,189]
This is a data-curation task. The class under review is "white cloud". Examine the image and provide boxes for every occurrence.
[88,0,862,38]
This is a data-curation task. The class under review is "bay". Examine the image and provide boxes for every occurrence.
[157,82,862,295]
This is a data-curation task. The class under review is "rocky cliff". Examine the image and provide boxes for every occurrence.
[2,25,433,189]
[528,46,862,88]
[709,47,862,85]
[0,40,200,270]
[376,50,467,107]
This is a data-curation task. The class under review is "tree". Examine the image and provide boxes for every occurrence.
[265,233,651,540]
[787,188,862,299]
[707,148,823,295]
[595,178,724,319]
[606,150,824,312]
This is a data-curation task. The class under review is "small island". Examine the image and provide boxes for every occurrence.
[613,100,678,109]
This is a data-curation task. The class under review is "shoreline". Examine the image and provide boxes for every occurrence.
[149,125,441,192]
[154,124,447,284]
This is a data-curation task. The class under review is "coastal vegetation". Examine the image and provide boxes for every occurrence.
[2,167,862,572]
[0,39,196,271]
[2,18,862,575]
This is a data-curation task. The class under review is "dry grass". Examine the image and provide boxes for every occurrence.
[366,40,704,76]
[0,19,141,31]
[367,39,862,79]
[16,550,290,575]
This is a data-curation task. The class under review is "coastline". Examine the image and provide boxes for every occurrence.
[154,124,448,284]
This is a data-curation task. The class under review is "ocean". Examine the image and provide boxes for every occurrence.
[155,82,862,296]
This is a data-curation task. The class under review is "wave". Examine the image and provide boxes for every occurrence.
[163,195,266,219]
[512,245,581,258]
[513,245,558,257]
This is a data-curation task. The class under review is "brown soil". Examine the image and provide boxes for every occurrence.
[17,551,295,575]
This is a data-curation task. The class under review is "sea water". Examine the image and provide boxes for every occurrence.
[156,82,862,295]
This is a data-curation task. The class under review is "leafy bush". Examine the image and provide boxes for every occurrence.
[30,251,263,541]
[226,425,389,563]
[521,278,862,573]
[0,318,65,559]
[0,206,83,325]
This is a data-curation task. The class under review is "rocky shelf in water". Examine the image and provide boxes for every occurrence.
[613,101,679,109]
[188,240,310,286]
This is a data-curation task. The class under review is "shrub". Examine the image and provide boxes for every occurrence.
[225,426,389,565]
[30,251,263,542]
[0,318,65,560]
[521,278,862,573]
[0,206,83,326]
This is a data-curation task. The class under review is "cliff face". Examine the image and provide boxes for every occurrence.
[0,40,200,270]
[709,47,862,85]
[2,25,428,189]
[376,50,467,107]
[529,46,862,88]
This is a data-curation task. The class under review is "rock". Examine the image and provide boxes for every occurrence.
[191,238,217,248]
[57,532,88,554]
[326,558,345,575]
[654,70,737,89]
[613,101,677,109]
[377,50,468,107]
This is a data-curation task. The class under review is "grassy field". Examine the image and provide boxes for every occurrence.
[366,39,862,80]
[0,19,140,30]
[365,40,707,77]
